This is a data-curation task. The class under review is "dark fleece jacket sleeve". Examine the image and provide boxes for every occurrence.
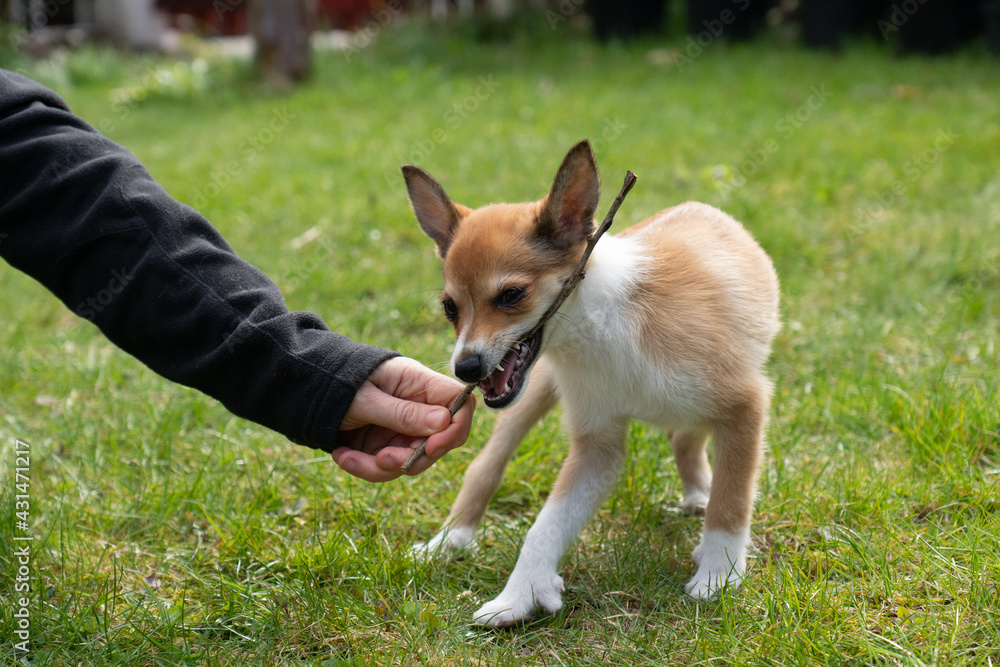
[0,69,398,453]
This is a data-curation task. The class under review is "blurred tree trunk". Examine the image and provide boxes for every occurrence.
[248,0,316,87]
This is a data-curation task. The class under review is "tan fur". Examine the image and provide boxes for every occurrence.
[442,203,574,343]
[702,383,770,533]
[669,430,712,516]
[614,201,780,534]
[622,202,779,383]
[549,418,628,502]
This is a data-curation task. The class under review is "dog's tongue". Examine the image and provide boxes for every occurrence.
[481,349,519,396]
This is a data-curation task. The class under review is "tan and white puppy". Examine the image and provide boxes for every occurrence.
[403,141,780,628]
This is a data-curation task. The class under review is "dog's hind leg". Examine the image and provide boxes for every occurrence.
[670,430,712,516]
[473,418,628,627]
[411,359,558,558]
[684,382,768,600]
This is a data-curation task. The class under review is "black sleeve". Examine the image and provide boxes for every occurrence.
[0,69,398,453]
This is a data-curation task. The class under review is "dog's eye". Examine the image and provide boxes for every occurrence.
[442,297,458,322]
[496,287,525,309]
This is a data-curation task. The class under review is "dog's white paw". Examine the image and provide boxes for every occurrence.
[684,528,748,600]
[473,573,565,628]
[410,526,477,561]
[680,490,710,516]
[684,562,744,600]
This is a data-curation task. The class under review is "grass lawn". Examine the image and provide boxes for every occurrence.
[2,16,999,666]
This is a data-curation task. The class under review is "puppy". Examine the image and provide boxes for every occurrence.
[403,141,780,627]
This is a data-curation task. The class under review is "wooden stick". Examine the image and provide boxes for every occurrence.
[401,384,474,473]
[401,170,638,473]
[525,169,638,340]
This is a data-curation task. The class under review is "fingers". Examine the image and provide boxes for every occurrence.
[332,441,438,481]
[332,392,476,482]
[370,390,476,472]
[423,389,476,460]
[332,446,406,483]
[334,357,478,482]
[375,443,438,475]
[341,379,451,436]
[370,389,451,436]
[370,356,469,411]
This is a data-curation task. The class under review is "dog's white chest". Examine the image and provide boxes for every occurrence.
[543,236,706,431]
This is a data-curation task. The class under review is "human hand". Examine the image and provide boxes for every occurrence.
[332,357,476,482]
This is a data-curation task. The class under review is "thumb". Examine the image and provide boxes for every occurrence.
[364,388,451,437]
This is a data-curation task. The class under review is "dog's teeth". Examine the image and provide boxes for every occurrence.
[503,381,512,394]
[496,363,504,372]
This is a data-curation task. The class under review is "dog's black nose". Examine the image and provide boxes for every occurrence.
[454,354,486,383]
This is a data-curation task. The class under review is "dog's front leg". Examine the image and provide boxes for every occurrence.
[412,361,557,558]
[685,385,768,600]
[473,420,627,628]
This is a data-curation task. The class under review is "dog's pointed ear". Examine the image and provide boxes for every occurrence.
[537,140,601,249]
[402,165,470,258]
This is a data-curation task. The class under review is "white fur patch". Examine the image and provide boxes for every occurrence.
[473,458,623,627]
[473,563,565,627]
[448,296,475,375]
[410,525,477,560]
[546,234,708,433]
[472,500,572,627]
[685,527,751,600]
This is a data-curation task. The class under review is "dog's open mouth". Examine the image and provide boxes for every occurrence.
[478,328,544,408]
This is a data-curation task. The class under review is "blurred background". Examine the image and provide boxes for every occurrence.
[3,0,1000,82]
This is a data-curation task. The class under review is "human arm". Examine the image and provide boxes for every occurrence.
[0,69,472,468]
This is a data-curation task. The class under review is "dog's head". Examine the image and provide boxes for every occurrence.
[403,140,601,408]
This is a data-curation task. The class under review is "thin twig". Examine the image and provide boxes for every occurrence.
[401,384,475,472]
[401,170,637,472]
[526,169,638,339]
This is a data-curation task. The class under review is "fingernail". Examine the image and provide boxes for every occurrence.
[343,458,356,473]
[426,407,449,431]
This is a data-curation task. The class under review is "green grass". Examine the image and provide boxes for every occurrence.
[2,17,999,666]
